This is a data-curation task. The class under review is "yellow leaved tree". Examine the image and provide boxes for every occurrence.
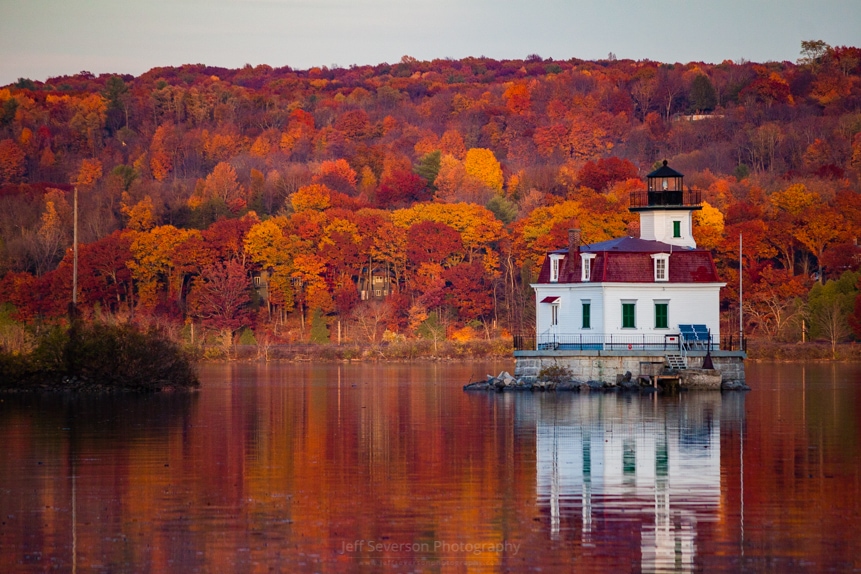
[74,158,103,189]
[693,201,725,251]
[127,225,202,309]
[463,148,504,194]
[243,217,310,314]
[513,198,628,268]
[33,188,71,275]
[290,183,333,212]
[121,193,157,232]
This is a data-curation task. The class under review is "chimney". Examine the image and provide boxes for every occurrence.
[568,229,581,255]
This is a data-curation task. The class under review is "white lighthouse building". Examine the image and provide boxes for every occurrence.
[516,161,746,387]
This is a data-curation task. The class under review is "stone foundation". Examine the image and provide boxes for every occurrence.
[514,350,746,387]
[677,368,722,389]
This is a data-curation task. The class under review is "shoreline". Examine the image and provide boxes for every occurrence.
[4,339,859,394]
[195,339,861,363]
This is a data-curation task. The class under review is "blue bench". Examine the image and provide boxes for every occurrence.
[678,324,711,350]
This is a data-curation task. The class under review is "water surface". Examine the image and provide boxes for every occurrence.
[1,361,860,572]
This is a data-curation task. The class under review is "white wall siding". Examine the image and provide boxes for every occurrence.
[533,285,606,334]
[640,215,656,243]
[568,283,604,333]
[639,211,696,248]
[600,283,722,337]
[533,285,569,335]
[533,282,723,339]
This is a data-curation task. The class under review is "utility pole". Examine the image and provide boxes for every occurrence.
[739,233,743,349]
[72,186,78,311]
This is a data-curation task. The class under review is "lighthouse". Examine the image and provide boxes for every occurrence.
[514,161,746,388]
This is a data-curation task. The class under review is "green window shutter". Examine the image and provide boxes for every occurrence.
[655,303,668,329]
[673,220,681,238]
[622,303,636,328]
[582,302,591,329]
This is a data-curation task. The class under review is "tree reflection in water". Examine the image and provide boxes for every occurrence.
[4,362,861,573]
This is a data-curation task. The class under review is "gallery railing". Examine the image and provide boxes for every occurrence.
[629,188,702,209]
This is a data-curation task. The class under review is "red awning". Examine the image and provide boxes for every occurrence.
[540,296,560,304]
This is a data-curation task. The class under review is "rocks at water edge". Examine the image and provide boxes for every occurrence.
[720,379,751,391]
[463,371,751,393]
[463,371,643,393]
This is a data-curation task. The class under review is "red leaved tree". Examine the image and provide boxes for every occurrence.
[406,221,464,268]
[377,169,430,208]
[443,260,492,322]
[188,259,253,351]
[577,157,638,191]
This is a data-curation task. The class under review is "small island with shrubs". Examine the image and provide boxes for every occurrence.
[0,320,199,393]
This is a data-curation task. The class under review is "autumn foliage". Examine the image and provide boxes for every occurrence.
[1,43,861,346]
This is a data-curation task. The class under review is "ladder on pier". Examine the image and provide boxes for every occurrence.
[665,354,687,370]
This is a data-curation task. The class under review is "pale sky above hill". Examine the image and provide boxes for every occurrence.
[1,0,859,85]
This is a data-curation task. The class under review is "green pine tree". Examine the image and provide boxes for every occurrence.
[689,74,717,113]
[310,308,330,344]
[414,150,441,190]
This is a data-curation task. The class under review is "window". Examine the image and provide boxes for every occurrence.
[549,254,563,282]
[654,302,668,329]
[551,304,559,326]
[651,253,669,282]
[673,220,681,238]
[582,301,591,329]
[581,253,596,282]
[622,302,636,329]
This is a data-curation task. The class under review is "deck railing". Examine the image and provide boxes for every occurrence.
[720,332,746,352]
[514,332,723,352]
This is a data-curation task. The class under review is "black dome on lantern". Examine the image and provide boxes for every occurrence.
[646,159,684,179]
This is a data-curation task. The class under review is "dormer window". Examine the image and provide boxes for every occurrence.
[656,258,666,280]
[651,253,670,282]
[549,254,563,282]
[580,253,596,282]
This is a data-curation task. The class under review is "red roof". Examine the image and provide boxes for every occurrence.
[536,237,720,284]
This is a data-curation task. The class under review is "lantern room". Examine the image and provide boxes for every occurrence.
[646,160,684,206]
[629,160,702,248]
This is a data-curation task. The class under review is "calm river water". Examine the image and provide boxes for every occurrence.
[1,361,861,573]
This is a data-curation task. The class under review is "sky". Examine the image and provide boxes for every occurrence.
[1,0,859,86]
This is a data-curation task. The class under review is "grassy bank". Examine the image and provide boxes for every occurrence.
[745,339,861,361]
[206,337,861,363]
[0,322,200,392]
[205,337,515,362]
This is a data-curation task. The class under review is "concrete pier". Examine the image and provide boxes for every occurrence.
[514,349,746,389]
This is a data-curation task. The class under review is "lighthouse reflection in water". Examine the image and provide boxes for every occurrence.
[534,392,732,571]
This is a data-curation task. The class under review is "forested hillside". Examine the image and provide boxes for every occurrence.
[2,42,861,349]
